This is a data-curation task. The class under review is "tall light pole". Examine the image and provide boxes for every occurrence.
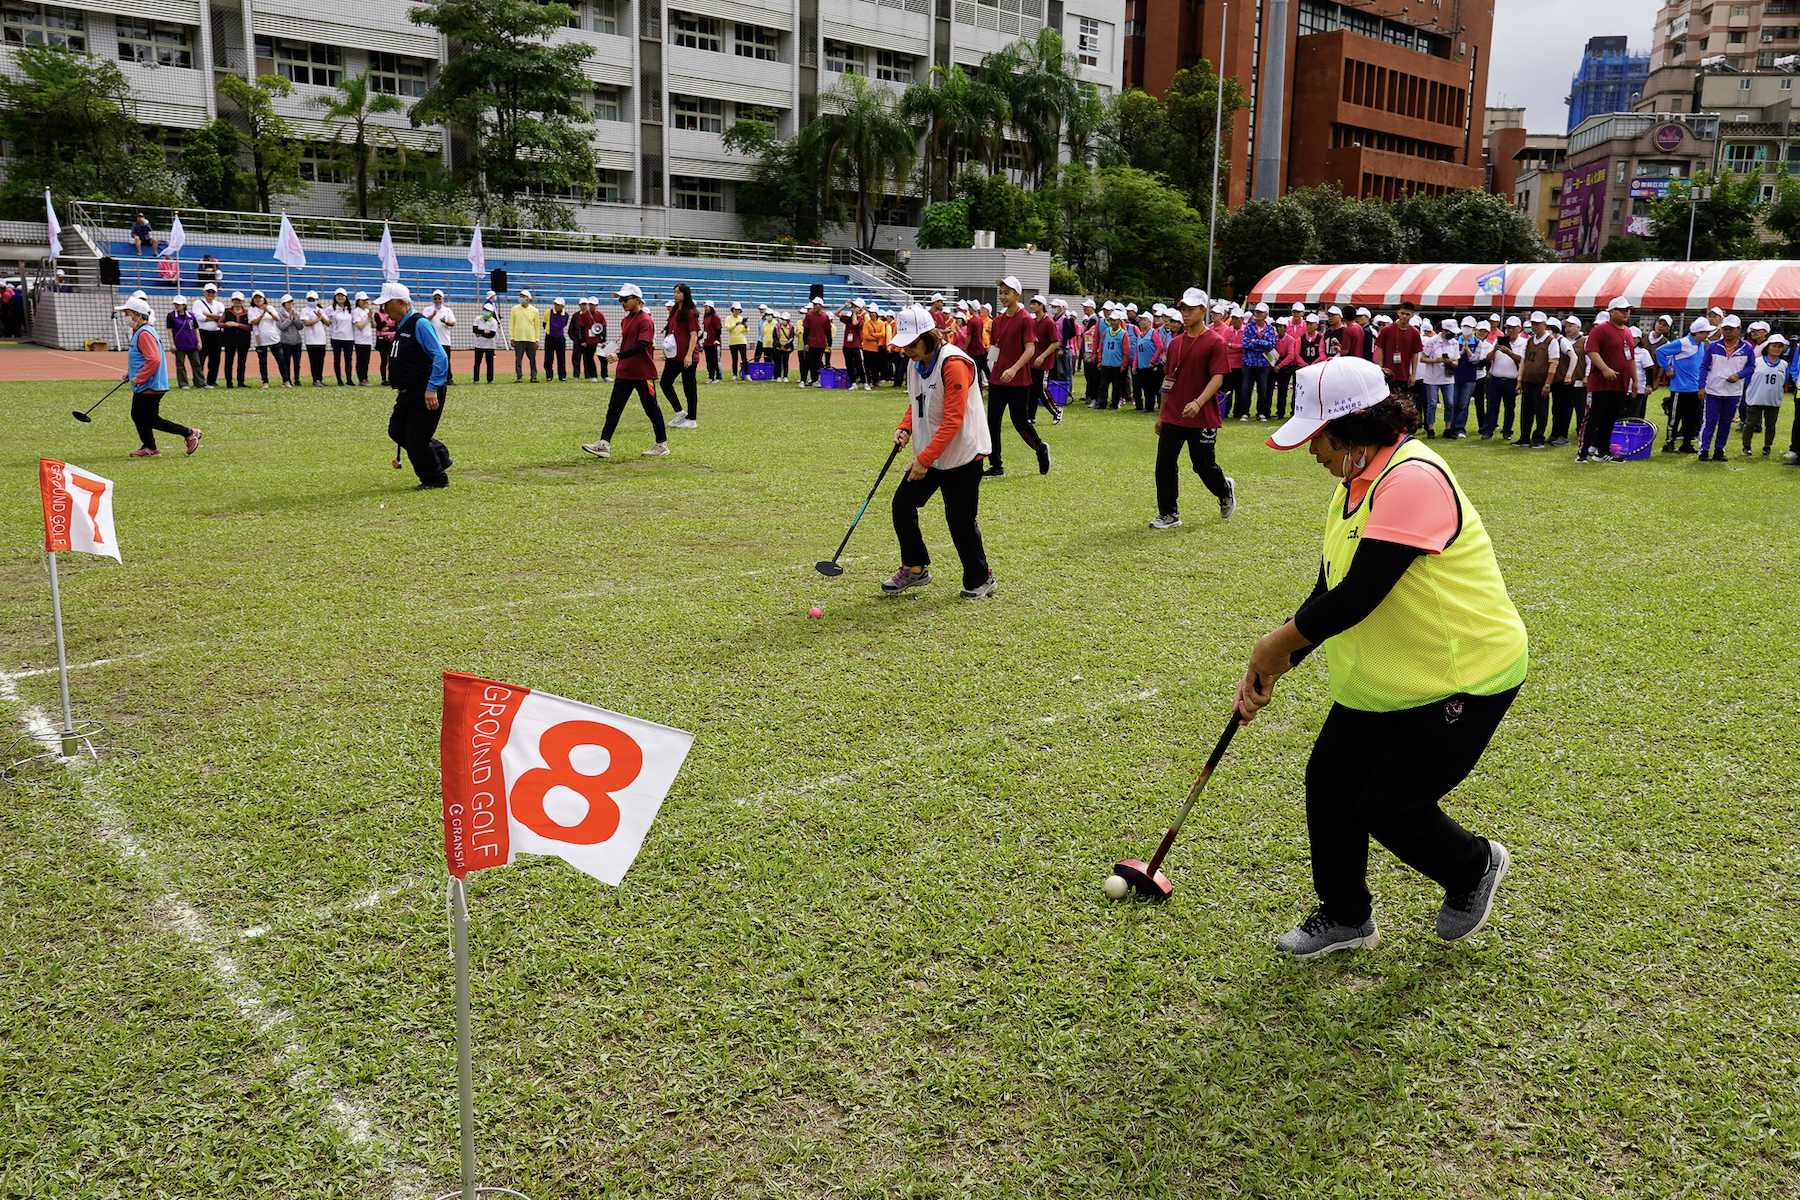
[1685,180,1712,260]
[1206,3,1228,296]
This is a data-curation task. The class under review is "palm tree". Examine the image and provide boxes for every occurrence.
[806,74,917,253]
[1063,83,1108,171]
[899,64,1007,203]
[310,74,406,219]
[984,29,1080,189]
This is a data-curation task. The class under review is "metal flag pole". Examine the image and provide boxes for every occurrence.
[1206,3,1227,297]
[452,874,477,1200]
[45,551,77,757]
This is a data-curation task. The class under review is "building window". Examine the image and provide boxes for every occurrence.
[1725,143,1769,172]
[1079,16,1102,66]
[672,94,724,133]
[1740,76,1754,88]
[592,87,623,122]
[1616,160,1627,183]
[735,23,779,60]
[115,18,191,68]
[1785,78,1795,90]
[1758,50,1777,67]
[593,0,618,35]
[256,38,341,87]
[1609,197,1623,223]
[671,175,724,211]
[1732,4,1749,14]
[298,144,342,184]
[824,39,865,75]
[370,52,429,98]
[875,49,913,82]
[1549,187,1561,204]
[735,103,779,131]
[1728,30,1746,43]
[1000,139,1025,171]
[1771,26,1800,38]
[595,168,622,203]
[2,3,85,51]
[671,13,722,52]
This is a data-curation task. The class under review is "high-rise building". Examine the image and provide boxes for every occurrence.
[0,1,1126,243]
[1564,36,1649,132]
[1123,0,1491,205]
[1642,0,1800,115]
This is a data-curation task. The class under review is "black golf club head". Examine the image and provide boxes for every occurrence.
[71,411,92,423]
[1113,858,1172,901]
[814,561,845,577]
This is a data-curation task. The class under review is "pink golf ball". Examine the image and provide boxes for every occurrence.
[808,607,823,619]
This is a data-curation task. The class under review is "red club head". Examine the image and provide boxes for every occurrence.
[1113,858,1172,901]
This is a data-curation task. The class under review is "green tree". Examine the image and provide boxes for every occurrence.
[1599,234,1648,261]
[1038,162,1106,286]
[1284,184,1407,263]
[1099,65,1245,213]
[724,121,842,244]
[1647,170,1763,259]
[180,119,248,210]
[956,170,1045,249]
[899,64,1006,203]
[0,45,180,218]
[808,73,917,252]
[1761,168,1800,255]
[1391,188,1551,263]
[983,28,1080,188]
[1094,166,1207,296]
[1216,197,1320,294]
[915,199,972,250]
[217,73,307,213]
[409,0,596,217]
[1062,84,1108,170]
[309,73,406,219]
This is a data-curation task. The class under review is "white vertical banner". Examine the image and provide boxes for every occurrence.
[378,221,401,283]
[165,213,187,259]
[274,211,307,270]
[45,190,62,258]
[467,225,486,279]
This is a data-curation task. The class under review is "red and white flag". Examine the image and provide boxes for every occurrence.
[39,458,120,562]
[440,672,694,886]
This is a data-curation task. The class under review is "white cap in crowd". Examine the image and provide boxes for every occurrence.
[280,295,293,304]
[334,286,348,296]
[354,291,369,301]
[1563,316,1582,329]
[1255,301,1270,313]
[810,297,823,306]
[616,283,642,299]
[1083,298,1096,309]
[433,289,445,298]
[889,304,933,348]
[1690,317,1713,333]
[1748,320,1770,332]
[1505,315,1522,327]
[250,289,264,299]
[996,276,1023,294]
[173,295,188,305]
[1374,314,1393,325]
[1421,318,1436,333]
[1355,307,1371,317]
[1303,312,1320,324]
[376,281,411,305]
[520,289,532,299]
[1607,295,1632,310]
[203,282,218,292]
[663,300,674,308]
[553,296,565,305]
[1181,287,1208,307]
[1291,301,1306,312]
[1269,357,1392,450]
[482,302,495,312]
[1720,314,1742,327]
[1126,302,1139,312]
[1327,305,1343,316]
[113,296,151,317]
[1769,333,1790,346]
[1529,310,1548,323]
[305,290,320,300]
[929,292,945,302]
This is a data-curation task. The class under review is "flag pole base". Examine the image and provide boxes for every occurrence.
[433,1189,532,1199]
[1,719,134,786]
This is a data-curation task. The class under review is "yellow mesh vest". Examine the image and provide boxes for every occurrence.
[1320,438,1529,712]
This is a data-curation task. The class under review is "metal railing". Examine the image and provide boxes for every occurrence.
[71,200,835,265]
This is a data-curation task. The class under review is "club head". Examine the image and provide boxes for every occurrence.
[71,410,92,423]
[814,561,844,577]
[1113,858,1172,902]
[392,458,403,470]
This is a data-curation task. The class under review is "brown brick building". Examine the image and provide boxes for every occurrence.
[1123,0,1492,205]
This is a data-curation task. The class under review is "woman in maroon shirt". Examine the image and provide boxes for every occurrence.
[702,301,723,382]
[660,283,702,428]
[583,283,669,458]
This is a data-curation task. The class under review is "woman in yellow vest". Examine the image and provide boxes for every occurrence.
[1236,356,1528,961]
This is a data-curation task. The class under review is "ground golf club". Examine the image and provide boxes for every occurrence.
[816,442,902,577]
[71,378,128,424]
[1111,704,1246,901]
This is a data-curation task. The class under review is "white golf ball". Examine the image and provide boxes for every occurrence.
[1103,874,1129,900]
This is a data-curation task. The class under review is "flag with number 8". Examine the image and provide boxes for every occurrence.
[440,672,695,885]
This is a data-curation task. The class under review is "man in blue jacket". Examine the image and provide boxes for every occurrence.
[380,281,453,490]
[1654,316,1710,454]
[1240,302,1280,420]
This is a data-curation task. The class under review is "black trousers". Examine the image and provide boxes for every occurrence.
[1097,365,1126,407]
[660,358,698,417]
[1515,382,1548,441]
[973,353,989,388]
[1667,391,1701,444]
[388,384,448,486]
[1306,685,1520,927]
[731,345,749,378]
[892,458,989,589]
[799,348,823,384]
[985,384,1043,471]
[1273,366,1296,419]
[1481,377,1516,436]
[1133,365,1164,411]
[1242,363,1273,417]
[255,346,278,384]
[199,328,222,385]
[222,339,248,386]
[1154,423,1229,516]
[472,347,494,381]
[330,338,354,383]
[544,335,567,380]
[843,346,864,386]
[1083,359,1101,402]
[601,378,667,443]
[354,343,371,383]
[1581,390,1626,457]
[376,340,391,384]
[130,389,191,451]
[306,344,327,383]
[1550,383,1582,441]
[704,345,721,381]
[773,349,791,378]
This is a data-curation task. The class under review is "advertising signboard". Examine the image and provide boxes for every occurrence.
[1631,178,1674,199]
[1558,159,1610,260]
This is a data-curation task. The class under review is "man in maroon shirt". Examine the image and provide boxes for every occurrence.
[1580,296,1637,462]
[800,299,833,387]
[1374,300,1425,407]
[1028,294,1062,425]
[986,276,1050,477]
[1150,287,1237,528]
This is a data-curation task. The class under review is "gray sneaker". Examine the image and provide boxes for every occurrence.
[1437,840,1510,942]
[1276,908,1379,960]
[1219,477,1237,519]
[958,571,997,599]
[1149,512,1182,529]
[880,566,930,593]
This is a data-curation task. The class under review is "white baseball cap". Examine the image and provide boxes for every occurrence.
[731,300,742,309]
[1291,302,1306,312]
[1082,298,1096,309]
[519,289,532,299]
[888,304,933,349]
[1179,287,1208,308]
[1690,317,1713,333]
[1748,320,1771,332]
[1303,312,1320,324]
[1607,296,1632,310]
[852,298,865,308]
[250,289,265,299]
[280,295,293,304]
[1529,310,1548,323]
[553,296,566,305]
[1126,302,1139,312]
[810,297,823,306]
[354,291,369,301]
[305,290,319,300]
[376,281,411,305]
[1721,314,1742,327]
[929,292,945,303]
[113,296,151,317]
[1033,294,1050,307]
[1563,316,1582,328]
[1255,302,1270,313]
[1768,333,1790,346]
[432,289,445,298]
[173,295,189,305]
[1355,307,1371,317]
[334,287,348,296]
[1505,316,1522,327]
[1268,356,1393,451]
[1420,318,1436,333]
[616,283,642,299]
[996,276,1023,294]
[1327,305,1343,316]
[1460,316,1477,328]
[482,302,494,312]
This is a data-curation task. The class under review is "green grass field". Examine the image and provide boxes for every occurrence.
[1,373,1797,1199]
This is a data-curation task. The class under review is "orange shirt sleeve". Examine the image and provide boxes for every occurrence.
[915,357,973,467]
[1363,461,1460,554]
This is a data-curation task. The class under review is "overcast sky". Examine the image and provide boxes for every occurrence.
[1486,1,1662,134]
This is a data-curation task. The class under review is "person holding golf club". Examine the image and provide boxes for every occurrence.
[881,304,996,599]
[380,282,452,490]
[114,297,201,458]
[1235,356,1527,961]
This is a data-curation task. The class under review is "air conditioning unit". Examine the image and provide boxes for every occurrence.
[1763,33,1776,42]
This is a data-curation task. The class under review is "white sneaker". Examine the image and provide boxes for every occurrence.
[1219,477,1237,519]
[799,381,808,388]
[582,440,611,458]
[1784,450,1797,461]
[642,443,670,456]
[1149,512,1182,529]
[683,416,697,427]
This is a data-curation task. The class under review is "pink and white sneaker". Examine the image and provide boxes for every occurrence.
[129,447,160,457]
[184,428,202,455]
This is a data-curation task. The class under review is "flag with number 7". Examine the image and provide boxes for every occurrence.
[439,672,695,886]
[39,459,121,562]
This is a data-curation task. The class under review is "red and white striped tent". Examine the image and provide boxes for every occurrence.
[1247,261,1800,315]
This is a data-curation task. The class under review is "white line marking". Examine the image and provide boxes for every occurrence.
[2,654,154,678]
[0,670,429,1199]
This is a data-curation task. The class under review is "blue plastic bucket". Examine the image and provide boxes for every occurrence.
[820,367,850,389]
[1046,379,1071,406]
[744,361,774,381]
[1609,418,1655,461]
